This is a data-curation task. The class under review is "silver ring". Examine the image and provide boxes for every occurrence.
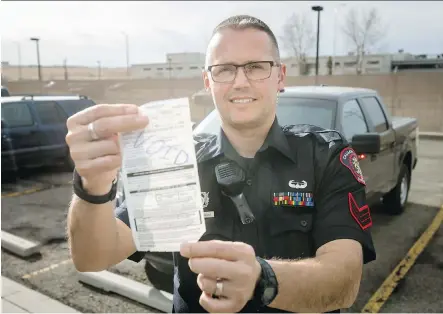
[212,278,223,298]
[88,122,100,141]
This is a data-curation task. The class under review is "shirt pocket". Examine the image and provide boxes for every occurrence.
[199,199,235,242]
[264,205,315,259]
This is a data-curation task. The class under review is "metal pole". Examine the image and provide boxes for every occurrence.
[315,11,320,77]
[168,57,173,97]
[97,61,101,80]
[30,37,42,81]
[64,58,68,81]
[124,32,130,77]
[36,40,42,81]
[311,6,323,84]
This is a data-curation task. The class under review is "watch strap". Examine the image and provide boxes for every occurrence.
[253,256,279,307]
[72,169,117,204]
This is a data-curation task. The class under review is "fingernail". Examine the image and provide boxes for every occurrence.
[135,115,149,123]
[125,105,138,114]
[180,242,190,256]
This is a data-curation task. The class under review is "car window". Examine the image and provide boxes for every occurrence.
[276,97,336,130]
[341,99,369,140]
[57,99,96,117]
[34,101,67,124]
[194,97,337,135]
[1,102,34,127]
[360,96,388,132]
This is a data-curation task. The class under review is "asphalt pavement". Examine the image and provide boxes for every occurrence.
[1,139,442,313]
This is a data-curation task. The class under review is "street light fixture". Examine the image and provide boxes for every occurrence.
[168,57,173,97]
[311,5,323,83]
[122,31,130,77]
[30,37,42,81]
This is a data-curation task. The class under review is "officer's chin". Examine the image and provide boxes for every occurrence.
[227,113,264,130]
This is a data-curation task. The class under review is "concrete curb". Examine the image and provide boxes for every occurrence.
[1,231,42,257]
[419,132,443,140]
[2,276,79,313]
[76,270,173,313]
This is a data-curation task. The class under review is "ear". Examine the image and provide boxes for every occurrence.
[202,69,211,91]
[278,63,287,91]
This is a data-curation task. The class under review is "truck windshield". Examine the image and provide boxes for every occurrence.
[194,97,337,135]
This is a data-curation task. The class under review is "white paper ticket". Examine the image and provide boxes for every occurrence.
[119,97,206,252]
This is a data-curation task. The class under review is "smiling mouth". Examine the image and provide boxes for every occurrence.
[230,98,257,103]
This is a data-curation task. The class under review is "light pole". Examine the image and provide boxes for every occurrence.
[168,57,173,97]
[97,61,101,80]
[122,31,130,77]
[63,58,68,81]
[30,37,42,81]
[311,5,323,84]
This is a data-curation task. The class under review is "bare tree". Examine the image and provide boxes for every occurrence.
[341,7,386,74]
[280,13,315,76]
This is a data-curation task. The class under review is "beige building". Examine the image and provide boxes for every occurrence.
[2,51,441,82]
[1,64,129,82]
[130,52,206,79]
[282,52,414,76]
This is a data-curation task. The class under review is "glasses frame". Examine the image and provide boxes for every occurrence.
[206,61,281,83]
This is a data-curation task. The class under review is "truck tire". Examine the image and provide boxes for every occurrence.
[144,260,173,294]
[382,163,410,215]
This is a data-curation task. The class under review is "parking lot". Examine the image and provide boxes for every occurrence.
[1,138,443,313]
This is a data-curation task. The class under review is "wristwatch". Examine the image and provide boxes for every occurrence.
[252,256,279,307]
[72,169,118,204]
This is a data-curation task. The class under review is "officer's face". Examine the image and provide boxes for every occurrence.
[203,28,286,129]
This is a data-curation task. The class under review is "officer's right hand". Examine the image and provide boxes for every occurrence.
[65,104,149,195]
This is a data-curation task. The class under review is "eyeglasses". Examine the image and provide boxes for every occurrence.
[206,61,280,83]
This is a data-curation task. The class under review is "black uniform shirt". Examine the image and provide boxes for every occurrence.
[115,117,376,313]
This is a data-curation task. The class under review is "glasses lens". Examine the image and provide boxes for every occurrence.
[211,65,237,82]
[210,62,274,82]
[244,62,272,80]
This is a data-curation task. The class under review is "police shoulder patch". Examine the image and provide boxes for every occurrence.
[339,147,366,185]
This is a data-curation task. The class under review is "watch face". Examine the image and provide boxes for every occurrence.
[263,286,276,304]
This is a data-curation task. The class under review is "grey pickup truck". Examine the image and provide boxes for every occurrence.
[136,85,419,293]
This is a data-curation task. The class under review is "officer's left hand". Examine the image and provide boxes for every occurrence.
[180,240,261,313]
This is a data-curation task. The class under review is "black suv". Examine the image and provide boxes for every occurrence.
[1,95,96,178]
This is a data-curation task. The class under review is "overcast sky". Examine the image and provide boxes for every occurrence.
[1,1,442,67]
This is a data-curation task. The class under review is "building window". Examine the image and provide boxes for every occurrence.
[157,68,163,71]
[166,67,172,70]
[143,68,151,71]
[367,60,380,65]
[344,62,357,67]
[176,67,183,70]
[291,64,297,68]
[190,66,199,70]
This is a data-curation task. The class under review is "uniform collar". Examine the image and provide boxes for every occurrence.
[198,116,297,164]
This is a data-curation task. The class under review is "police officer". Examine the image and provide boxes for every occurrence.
[66,15,376,313]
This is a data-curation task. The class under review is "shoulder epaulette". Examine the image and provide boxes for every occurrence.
[193,133,218,162]
[282,124,346,148]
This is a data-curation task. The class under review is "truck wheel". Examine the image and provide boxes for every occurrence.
[382,163,410,215]
[144,260,173,294]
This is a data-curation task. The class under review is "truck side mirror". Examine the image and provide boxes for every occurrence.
[351,133,381,154]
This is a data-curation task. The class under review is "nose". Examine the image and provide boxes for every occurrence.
[232,67,250,89]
